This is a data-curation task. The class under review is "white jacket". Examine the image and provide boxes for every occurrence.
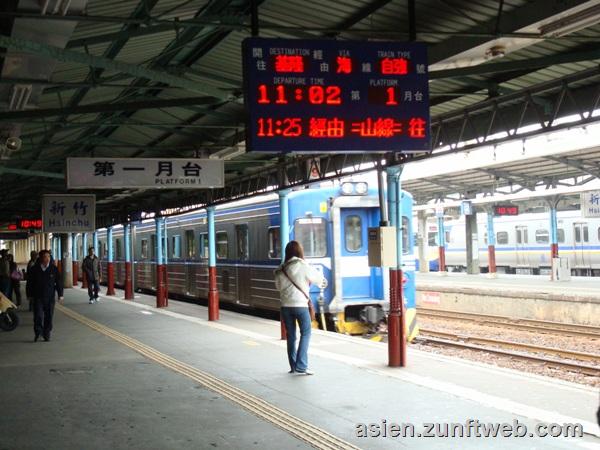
[274,257,326,307]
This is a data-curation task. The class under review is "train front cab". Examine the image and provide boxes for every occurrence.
[289,184,416,335]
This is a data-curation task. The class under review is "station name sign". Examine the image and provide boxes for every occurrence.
[242,38,430,153]
[581,191,600,218]
[42,194,96,233]
[67,158,225,189]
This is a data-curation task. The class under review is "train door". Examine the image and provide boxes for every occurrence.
[184,230,196,296]
[515,226,530,269]
[572,222,590,269]
[235,224,250,304]
[340,208,382,299]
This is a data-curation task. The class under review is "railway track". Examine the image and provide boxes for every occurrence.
[417,307,600,339]
[415,332,600,377]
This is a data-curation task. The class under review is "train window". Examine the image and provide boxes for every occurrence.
[236,225,249,260]
[557,228,565,243]
[344,215,362,252]
[199,233,209,259]
[402,216,410,254]
[115,238,123,259]
[535,229,549,244]
[268,227,281,259]
[171,235,182,259]
[574,224,589,243]
[216,232,228,259]
[598,227,600,241]
[445,231,451,244]
[496,231,508,245]
[516,227,528,244]
[584,226,589,242]
[294,217,327,258]
[151,235,157,259]
[427,232,437,246]
[141,239,148,259]
[185,230,196,259]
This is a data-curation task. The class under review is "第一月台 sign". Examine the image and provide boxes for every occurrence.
[42,194,96,232]
[67,158,224,189]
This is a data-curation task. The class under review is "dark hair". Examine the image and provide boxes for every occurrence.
[38,250,51,258]
[88,247,94,252]
[284,240,304,263]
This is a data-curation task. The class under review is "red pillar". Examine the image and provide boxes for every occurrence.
[488,245,497,274]
[72,262,79,286]
[124,261,133,300]
[438,246,446,272]
[397,270,407,367]
[208,266,219,321]
[106,262,116,295]
[551,243,559,259]
[56,260,62,274]
[82,270,88,289]
[388,269,401,366]
[156,264,168,308]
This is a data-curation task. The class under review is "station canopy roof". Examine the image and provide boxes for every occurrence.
[1,0,600,226]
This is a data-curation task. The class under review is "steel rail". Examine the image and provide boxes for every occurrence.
[417,308,600,339]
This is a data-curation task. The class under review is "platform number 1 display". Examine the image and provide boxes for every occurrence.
[242,38,430,153]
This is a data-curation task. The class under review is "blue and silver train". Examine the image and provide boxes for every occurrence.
[86,183,416,334]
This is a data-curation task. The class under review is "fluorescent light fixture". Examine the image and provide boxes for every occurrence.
[539,4,600,37]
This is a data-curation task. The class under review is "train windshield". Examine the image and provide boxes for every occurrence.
[295,217,327,258]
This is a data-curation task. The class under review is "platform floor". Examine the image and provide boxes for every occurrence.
[1,286,599,449]
[416,272,600,299]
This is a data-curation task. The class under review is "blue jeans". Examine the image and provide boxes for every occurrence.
[281,307,312,372]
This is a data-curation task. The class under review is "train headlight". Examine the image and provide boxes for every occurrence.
[355,182,368,195]
[340,182,354,195]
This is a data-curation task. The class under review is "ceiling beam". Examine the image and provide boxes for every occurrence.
[0,96,219,121]
[0,166,64,179]
[0,35,228,99]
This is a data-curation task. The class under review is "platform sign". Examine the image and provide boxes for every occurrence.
[242,38,430,153]
[581,190,600,217]
[42,194,96,233]
[66,158,224,189]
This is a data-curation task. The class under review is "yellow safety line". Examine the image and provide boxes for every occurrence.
[56,304,360,450]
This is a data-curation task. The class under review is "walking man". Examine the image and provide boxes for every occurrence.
[82,247,101,304]
[26,251,38,312]
[30,250,63,342]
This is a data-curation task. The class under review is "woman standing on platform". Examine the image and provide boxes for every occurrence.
[8,254,22,307]
[274,241,326,375]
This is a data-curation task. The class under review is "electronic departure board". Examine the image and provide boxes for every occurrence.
[242,38,430,153]
[494,205,519,216]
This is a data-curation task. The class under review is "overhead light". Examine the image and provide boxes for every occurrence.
[484,45,506,60]
[539,4,600,37]
[6,137,22,151]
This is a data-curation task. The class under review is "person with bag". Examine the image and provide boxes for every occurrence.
[82,247,102,304]
[274,240,327,375]
[8,254,22,306]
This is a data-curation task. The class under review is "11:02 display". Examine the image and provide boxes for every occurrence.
[257,84,400,106]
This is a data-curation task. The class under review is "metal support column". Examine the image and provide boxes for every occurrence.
[278,189,290,339]
[93,232,98,258]
[155,217,167,307]
[417,210,429,273]
[465,211,480,274]
[487,211,497,278]
[56,235,62,273]
[81,233,88,289]
[162,218,169,304]
[62,234,72,288]
[207,207,219,320]
[106,227,116,295]
[72,233,79,286]
[437,214,446,274]
[124,223,134,300]
[386,166,405,367]
[550,206,559,259]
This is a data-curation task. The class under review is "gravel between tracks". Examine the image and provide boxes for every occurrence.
[413,316,600,387]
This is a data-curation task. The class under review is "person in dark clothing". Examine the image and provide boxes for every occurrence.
[8,254,22,306]
[26,251,38,312]
[29,250,64,342]
[82,247,101,304]
[0,249,10,298]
